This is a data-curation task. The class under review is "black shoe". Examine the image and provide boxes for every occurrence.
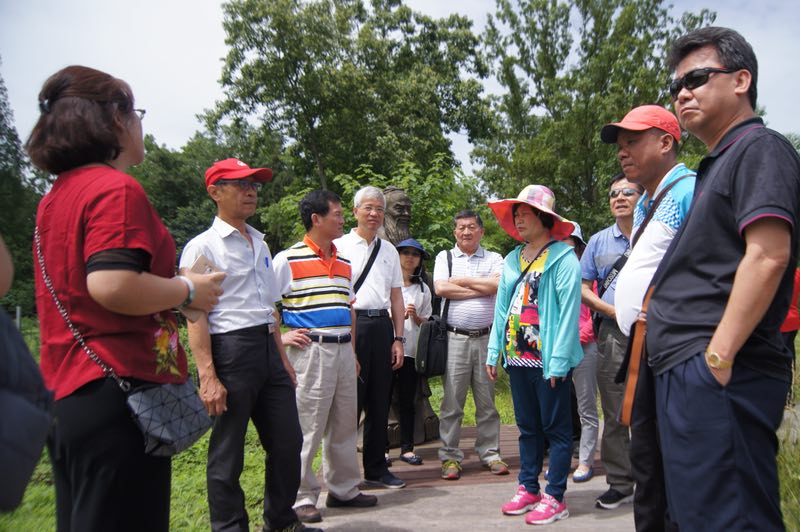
[294,504,322,523]
[595,488,634,509]
[263,521,324,532]
[326,492,378,508]
[363,472,406,489]
[399,453,423,466]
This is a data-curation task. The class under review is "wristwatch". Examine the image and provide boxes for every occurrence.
[704,348,733,370]
[394,336,406,344]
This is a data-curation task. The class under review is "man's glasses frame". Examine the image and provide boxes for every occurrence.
[668,67,735,99]
[217,179,263,192]
[608,187,640,199]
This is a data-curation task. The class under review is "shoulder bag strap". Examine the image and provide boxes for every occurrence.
[353,238,381,295]
[441,250,452,320]
[511,240,557,296]
[34,227,131,392]
[630,173,693,249]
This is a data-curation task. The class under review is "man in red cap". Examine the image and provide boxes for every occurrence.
[181,159,318,532]
[601,105,695,531]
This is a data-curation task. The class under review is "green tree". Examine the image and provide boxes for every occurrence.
[0,63,41,313]
[331,153,510,257]
[214,0,491,189]
[476,0,714,235]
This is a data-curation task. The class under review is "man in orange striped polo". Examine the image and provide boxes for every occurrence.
[274,190,377,525]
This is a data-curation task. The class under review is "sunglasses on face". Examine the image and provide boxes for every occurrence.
[608,187,639,199]
[217,179,263,192]
[668,67,735,99]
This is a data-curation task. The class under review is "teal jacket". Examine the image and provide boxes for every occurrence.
[486,241,583,379]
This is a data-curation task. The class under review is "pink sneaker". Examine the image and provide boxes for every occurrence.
[501,485,541,515]
[525,493,569,525]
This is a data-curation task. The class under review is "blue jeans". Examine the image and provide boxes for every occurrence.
[508,366,573,501]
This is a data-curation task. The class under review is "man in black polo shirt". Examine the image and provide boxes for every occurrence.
[647,27,800,530]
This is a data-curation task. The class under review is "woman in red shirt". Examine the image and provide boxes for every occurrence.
[25,65,223,532]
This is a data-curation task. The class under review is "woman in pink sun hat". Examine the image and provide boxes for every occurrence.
[486,184,583,526]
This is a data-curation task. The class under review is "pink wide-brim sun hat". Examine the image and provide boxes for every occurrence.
[488,184,575,242]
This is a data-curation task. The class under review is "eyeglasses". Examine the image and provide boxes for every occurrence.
[133,109,146,120]
[608,187,640,199]
[668,67,735,99]
[217,179,263,192]
[359,205,385,214]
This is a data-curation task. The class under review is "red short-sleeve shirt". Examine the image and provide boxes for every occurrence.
[35,166,187,400]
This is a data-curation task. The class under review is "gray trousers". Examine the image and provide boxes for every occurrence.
[596,320,634,493]
[437,332,501,464]
[288,341,361,508]
[572,341,599,467]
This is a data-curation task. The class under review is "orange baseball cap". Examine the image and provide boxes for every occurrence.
[600,105,681,144]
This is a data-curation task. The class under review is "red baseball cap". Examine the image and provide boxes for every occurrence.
[600,105,681,144]
[204,158,273,188]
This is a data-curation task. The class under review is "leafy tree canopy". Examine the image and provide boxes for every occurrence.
[475,0,715,235]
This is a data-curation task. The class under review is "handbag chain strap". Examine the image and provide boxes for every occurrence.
[34,226,130,392]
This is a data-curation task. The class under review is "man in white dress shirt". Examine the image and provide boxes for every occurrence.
[334,185,407,489]
[181,159,312,532]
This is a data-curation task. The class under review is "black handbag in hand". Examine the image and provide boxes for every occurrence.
[416,251,451,377]
[35,227,212,457]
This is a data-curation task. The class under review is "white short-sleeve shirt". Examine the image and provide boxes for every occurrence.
[334,229,402,310]
[433,244,503,329]
[180,217,279,334]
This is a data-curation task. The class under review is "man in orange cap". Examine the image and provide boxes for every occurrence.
[181,159,315,532]
[601,105,695,531]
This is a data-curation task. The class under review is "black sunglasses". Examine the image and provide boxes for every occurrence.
[668,67,735,99]
[608,187,639,199]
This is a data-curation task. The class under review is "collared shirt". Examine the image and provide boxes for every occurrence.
[273,235,354,335]
[647,117,800,380]
[615,163,696,336]
[180,216,279,335]
[433,244,504,329]
[334,229,402,310]
[580,223,630,306]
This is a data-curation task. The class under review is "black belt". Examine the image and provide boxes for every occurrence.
[446,325,490,338]
[305,333,352,344]
[355,309,390,318]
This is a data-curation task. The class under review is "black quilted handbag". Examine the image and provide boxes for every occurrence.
[127,380,213,456]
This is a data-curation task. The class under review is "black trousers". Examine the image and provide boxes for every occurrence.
[393,357,418,453]
[355,313,394,479]
[629,360,677,532]
[50,378,171,532]
[208,326,302,532]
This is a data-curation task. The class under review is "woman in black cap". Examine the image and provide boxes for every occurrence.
[392,238,433,465]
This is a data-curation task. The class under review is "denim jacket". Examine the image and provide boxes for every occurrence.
[486,240,583,379]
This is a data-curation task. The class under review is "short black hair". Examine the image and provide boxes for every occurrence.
[667,26,758,109]
[511,203,554,230]
[453,209,483,229]
[300,189,341,231]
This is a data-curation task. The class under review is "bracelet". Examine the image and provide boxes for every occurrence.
[176,275,195,308]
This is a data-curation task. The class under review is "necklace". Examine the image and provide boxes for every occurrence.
[522,240,552,262]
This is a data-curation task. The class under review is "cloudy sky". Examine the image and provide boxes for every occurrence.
[1,0,797,174]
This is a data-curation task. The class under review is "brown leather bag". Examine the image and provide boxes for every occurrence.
[619,286,654,427]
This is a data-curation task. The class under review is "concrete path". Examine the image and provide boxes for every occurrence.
[315,473,634,531]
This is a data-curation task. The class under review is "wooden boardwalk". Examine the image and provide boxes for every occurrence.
[322,424,605,489]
